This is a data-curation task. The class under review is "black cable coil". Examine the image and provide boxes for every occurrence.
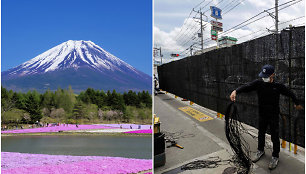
[225,102,252,174]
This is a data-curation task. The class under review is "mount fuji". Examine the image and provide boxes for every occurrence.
[2,40,151,93]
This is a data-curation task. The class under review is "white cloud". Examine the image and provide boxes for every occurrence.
[154,0,305,63]
[247,0,274,8]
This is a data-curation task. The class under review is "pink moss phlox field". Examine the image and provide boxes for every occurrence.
[1,124,112,134]
[2,152,152,174]
[100,124,152,129]
[124,129,152,134]
[1,152,105,169]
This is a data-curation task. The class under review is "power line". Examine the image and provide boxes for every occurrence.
[222,0,241,12]
[219,0,303,37]
[161,0,304,61]
[199,0,215,11]
[173,0,210,41]
[194,0,207,9]
[223,0,246,15]
[173,0,242,53]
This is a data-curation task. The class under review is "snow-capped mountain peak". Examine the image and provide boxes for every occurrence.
[6,40,138,76]
[2,40,152,93]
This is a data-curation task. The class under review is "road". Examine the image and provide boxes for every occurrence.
[154,91,305,174]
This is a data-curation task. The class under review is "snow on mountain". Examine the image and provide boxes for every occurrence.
[5,40,140,76]
[2,40,151,93]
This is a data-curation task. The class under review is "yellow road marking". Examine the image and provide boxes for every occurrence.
[179,106,214,122]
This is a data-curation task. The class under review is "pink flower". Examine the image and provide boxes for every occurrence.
[2,152,152,174]
[2,125,112,134]
[124,129,152,134]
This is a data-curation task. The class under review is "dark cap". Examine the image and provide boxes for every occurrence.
[258,64,275,78]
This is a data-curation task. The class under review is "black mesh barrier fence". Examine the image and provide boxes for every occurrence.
[158,26,305,147]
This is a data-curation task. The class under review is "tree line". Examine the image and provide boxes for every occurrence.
[1,86,152,125]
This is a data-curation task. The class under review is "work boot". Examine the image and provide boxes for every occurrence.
[252,150,265,163]
[268,157,279,170]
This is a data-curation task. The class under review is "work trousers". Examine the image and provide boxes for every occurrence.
[258,111,280,158]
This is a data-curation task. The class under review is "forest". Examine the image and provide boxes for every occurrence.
[1,86,152,126]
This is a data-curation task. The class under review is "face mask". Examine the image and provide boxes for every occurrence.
[262,77,270,82]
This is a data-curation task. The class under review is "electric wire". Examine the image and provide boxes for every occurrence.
[159,0,304,62]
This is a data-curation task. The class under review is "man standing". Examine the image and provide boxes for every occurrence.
[229,64,302,170]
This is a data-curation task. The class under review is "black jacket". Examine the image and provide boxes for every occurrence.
[236,79,299,113]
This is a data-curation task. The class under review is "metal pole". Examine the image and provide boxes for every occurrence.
[160,47,162,65]
[275,0,278,34]
[288,25,292,151]
[200,11,203,51]
[275,0,279,71]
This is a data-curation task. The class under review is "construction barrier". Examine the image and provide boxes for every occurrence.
[158,26,305,147]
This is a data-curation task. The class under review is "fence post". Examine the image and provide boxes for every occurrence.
[281,114,287,148]
[293,111,304,154]
[288,26,293,152]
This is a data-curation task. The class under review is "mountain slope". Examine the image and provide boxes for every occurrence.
[2,40,151,93]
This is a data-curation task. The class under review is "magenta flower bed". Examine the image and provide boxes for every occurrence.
[100,124,152,130]
[2,152,152,174]
[124,129,152,134]
[1,124,112,134]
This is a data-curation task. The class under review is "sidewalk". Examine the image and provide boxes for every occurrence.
[154,92,305,174]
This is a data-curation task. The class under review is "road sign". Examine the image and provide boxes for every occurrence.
[210,6,222,19]
[211,26,223,32]
[211,30,217,36]
[210,20,222,27]
[211,35,217,41]
[211,29,218,41]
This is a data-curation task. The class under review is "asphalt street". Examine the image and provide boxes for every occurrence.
[154,91,305,174]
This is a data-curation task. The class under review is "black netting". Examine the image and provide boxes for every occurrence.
[157,26,305,147]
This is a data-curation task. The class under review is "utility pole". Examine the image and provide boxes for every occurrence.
[193,9,207,51]
[153,47,163,65]
[274,0,279,83]
[160,47,163,65]
[275,0,279,62]
[265,0,279,69]
[200,11,203,50]
[190,45,193,56]
[275,0,278,34]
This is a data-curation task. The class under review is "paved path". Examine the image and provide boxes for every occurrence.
[154,92,305,174]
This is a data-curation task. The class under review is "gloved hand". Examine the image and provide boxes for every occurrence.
[294,105,303,110]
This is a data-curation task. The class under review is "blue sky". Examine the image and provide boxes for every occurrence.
[2,0,152,75]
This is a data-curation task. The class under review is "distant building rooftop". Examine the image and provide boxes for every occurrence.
[218,36,238,48]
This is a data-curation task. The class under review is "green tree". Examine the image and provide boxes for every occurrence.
[96,90,106,108]
[138,109,146,121]
[25,92,42,123]
[1,87,15,114]
[138,91,152,108]
[106,90,112,106]
[14,92,26,110]
[73,101,86,123]
[110,90,125,111]
[41,89,54,110]
[122,106,133,122]
[2,109,25,124]
[54,87,75,114]
[124,90,140,107]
